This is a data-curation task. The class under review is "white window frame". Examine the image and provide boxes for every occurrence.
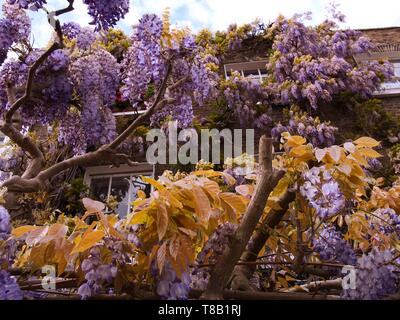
[112,110,146,117]
[224,60,268,82]
[392,60,400,78]
[84,163,155,216]
[375,59,400,96]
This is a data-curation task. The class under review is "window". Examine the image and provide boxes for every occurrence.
[224,60,268,82]
[355,50,400,96]
[84,164,154,217]
[393,61,400,78]
[377,59,400,95]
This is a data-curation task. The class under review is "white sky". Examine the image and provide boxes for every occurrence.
[1,0,400,48]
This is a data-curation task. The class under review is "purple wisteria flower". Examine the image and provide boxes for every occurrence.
[313,225,356,265]
[341,249,399,300]
[300,167,345,219]
[0,2,31,64]
[157,264,191,300]
[6,0,46,10]
[83,0,129,31]
[0,270,23,300]
[0,205,11,237]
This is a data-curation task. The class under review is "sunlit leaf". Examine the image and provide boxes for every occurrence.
[71,230,105,254]
[354,137,380,148]
[315,148,327,162]
[82,198,105,214]
[156,201,169,241]
[358,148,382,159]
[12,225,38,238]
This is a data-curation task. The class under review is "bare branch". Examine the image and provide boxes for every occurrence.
[229,190,295,291]
[201,136,285,299]
[55,0,75,16]
[4,42,61,123]
[109,61,173,149]
[2,62,175,194]
[191,289,340,300]
[0,44,62,179]
[281,279,342,293]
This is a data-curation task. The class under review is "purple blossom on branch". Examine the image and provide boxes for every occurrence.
[300,167,345,219]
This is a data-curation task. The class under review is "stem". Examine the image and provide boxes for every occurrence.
[4,43,61,123]
[201,136,285,299]
[55,0,75,16]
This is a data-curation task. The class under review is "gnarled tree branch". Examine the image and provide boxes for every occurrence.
[201,136,285,299]
[0,44,62,179]
[1,61,174,195]
[229,189,295,291]
[4,42,61,123]
[55,0,75,16]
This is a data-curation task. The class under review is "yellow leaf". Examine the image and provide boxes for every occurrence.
[137,190,147,199]
[169,237,179,261]
[286,136,306,148]
[12,225,38,238]
[315,148,327,162]
[129,210,149,225]
[82,198,105,214]
[291,146,314,162]
[235,184,254,197]
[289,145,308,157]
[193,170,236,186]
[157,242,167,273]
[271,174,291,198]
[358,148,382,159]
[156,201,169,241]
[351,163,364,177]
[267,197,282,210]
[354,137,380,148]
[142,176,165,191]
[192,186,212,225]
[178,227,197,238]
[328,146,343,163]
[338,164,352,176]
[220,193,247,222]
[71,230,105,254]
[349,150,369,167]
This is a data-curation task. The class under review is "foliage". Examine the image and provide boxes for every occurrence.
[1,134,397,299]
[203,12,393,131]
[0,0,399,301]
[353,99,400,143]
[272,106,338,148]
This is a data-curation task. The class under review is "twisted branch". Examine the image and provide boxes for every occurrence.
[201,136,285,299]
[1,62,174,193]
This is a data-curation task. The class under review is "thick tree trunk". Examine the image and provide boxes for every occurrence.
[229,190,295,290]
[201,136,285,299]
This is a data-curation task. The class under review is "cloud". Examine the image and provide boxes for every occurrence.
[1,0,399,48]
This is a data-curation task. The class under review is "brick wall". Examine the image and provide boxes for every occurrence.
[361,27,400,45]
[380,96,400,119]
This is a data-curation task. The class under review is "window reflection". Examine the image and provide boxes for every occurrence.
[110,176,130,218]
[89,174,152,218]
[90,177,109,202]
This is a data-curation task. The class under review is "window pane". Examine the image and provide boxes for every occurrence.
[393,62,400,77]
[90,178,110,202]
[110,176,130,217]
[243,69,259,77]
